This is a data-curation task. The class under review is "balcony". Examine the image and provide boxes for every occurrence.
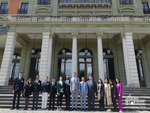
[9,16,150,23]
[0,9,8,14]
[59,0,111,7]
[37,0,50,5]
[17,9,28,14]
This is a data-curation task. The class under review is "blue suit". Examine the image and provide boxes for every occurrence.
[80,81,88,110]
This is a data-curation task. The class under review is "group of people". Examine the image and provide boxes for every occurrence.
[11,72,123,112]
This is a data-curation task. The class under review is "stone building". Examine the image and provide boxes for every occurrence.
[0,0,150,87]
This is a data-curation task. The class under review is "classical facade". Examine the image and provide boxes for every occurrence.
[0,0,150,87]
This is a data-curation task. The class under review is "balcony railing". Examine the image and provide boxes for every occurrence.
[37,0,50,5]
[17,9,28,14]
[0,9,8,14]
[9,16,150,23]
[143,9,150,14]
[120,0,133,5]
[59,0,111,4]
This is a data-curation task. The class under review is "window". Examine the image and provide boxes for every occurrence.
[58,48,72,79]
[38,0,50,5]
[142,2,150,14]
[18,3,28,14]
[0,3,8,14]
[29,49,41,79]
[120,0,133,5]
[103,49,115,80]
[135,49,145,87]
[9,53,21,85]
[79,48,93,81]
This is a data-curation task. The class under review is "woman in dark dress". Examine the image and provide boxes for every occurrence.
[23,78,33,110]
[97,79,104,111]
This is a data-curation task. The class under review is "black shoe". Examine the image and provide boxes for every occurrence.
[10,107,14,110]
[31,108,34,110]
[84,109,86,111]
[23,108,27,110]
[16,107,19,110]
[71,108,74,111]
[75,108,78,111]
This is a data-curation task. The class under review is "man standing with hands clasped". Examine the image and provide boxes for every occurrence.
[11,72,24,110]
[70,72,80,111]
[87,76,97,111]
[79,77,88,111]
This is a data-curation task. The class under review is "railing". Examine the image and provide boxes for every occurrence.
[17,9,28,14]
[120,0,133,5]
[143,9,150,14]
[59,0,111,4]
[37,0,50,5]
[0,9,8,14]
[9,16,150,23]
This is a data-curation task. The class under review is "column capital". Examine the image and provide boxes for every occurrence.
[7,32,18,37]
[42,32,55,38]
[96,32,103,38]
[121,32,133,39]
[71,33,78,37]
[50,33,55,38]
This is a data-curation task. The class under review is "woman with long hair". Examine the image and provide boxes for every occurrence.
[97,79,104,111]
[23,78,33,110]
[104,78,112,112]
[116,78,123,112]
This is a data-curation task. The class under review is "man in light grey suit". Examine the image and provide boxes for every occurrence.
[87,76,97,111]
[70,72,80,111]
[79,77,88,111]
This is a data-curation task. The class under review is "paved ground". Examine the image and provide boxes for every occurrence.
[0,109,149,113]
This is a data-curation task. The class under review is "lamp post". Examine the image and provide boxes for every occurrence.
[85,35,88,54]
[137,35,142,55]
[31,34,36,54]
[107,35,111,55]
[62,35,66,54]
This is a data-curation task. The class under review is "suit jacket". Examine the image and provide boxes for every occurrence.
[57,81,65,94]
[97,84,104,98]
[24,83,33,97]
[87,80,97,96]
[64,80,71,95]
[41,81,51,93]
[110,84,117,97]
[50,82,57,94]
[70,77,80,92]
[80,81,88,95]
[13,77,24,92]
[33,80,42,93]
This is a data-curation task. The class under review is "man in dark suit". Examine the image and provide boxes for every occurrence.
[64,75,71,111]
[87,76,97,111]
[49,77,57,110]
[11,72,24,110]
[109,79,117,111]
[31,75,42,110]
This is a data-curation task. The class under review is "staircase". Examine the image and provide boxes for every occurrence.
[0,85,150,111]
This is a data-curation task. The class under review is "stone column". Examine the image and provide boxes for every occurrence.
[39,32,51,82]
[72,33,78,76]
[47,33,54,80]
[96,33,104,81]
[121,32,140,87]
[0,32,17,86]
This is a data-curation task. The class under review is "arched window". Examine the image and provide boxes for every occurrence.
[79,48,93,81]
[103,48,115,80]
[58,48,72,79]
